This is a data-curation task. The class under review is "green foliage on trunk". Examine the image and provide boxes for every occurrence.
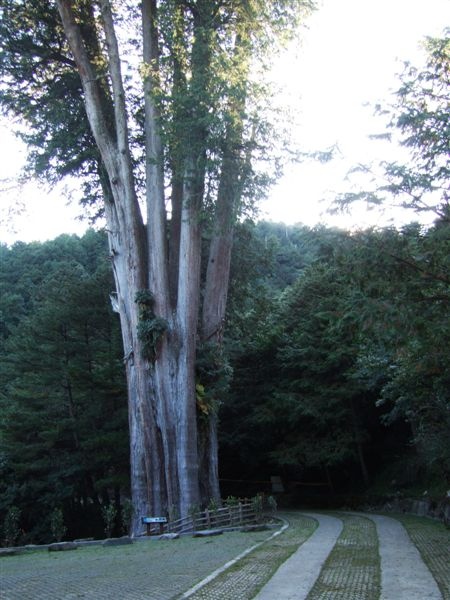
[135,290,168,363]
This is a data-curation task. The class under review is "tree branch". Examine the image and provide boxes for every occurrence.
[141,0,170,313]
[386,251,450,286]
[55,0,116,167]
[98,0,130,156]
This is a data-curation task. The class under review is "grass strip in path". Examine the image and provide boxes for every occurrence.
[394,514,450,599]
[182,513,317,600]
[306,513,380,600]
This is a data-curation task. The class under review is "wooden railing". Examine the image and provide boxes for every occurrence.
[160,500,259,535]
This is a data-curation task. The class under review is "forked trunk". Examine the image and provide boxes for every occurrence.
[57,0,251,532]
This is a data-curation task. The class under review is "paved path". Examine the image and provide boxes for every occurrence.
[1,512,446,599]
[251,512,443,600]
[0,530,273,600]
[366,514,442,600]
[253,513,343,600]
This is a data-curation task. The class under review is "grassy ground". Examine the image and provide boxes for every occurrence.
[394,513,450,600]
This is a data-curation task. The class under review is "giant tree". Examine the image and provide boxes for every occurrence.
[0,0,312,533]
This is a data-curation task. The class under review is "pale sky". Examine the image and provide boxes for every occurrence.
[1,0,449,244]
[262,0,450,228]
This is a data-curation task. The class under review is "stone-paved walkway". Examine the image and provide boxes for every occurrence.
[183,512,448,600]
[0,530,275,600]
[397,513,450,598]
[253,514,342,600]
[306,513,380,600]
[183,513,317,600]
[368,514,442,600]
[1,512,448,600]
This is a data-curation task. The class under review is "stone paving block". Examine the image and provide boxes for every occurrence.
[102,536,133,546]
[0,529,273,600]
[47,542,79,552]
[306,513,380,600]
[186,513,317,600]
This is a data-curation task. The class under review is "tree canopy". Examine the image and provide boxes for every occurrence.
[336,29,450,223]
[0,232,128,542]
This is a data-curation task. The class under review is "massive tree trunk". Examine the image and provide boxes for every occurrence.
[56,0,235,530]
[55,0,285,534]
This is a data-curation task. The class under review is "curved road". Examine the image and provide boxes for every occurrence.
[253,514,343,599]
[253,512,443,600]
[369,514,442,600]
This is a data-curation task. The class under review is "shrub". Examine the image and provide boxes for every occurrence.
[50,507,67,542]
[3,506,21,547]
[102,504,118,538]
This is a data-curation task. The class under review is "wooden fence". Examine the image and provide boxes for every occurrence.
[143,500,260,536]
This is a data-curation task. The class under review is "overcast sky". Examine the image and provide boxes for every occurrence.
[1,0,449,244]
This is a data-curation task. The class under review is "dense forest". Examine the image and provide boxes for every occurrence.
[0,5,448,544]
[1,217,449,543]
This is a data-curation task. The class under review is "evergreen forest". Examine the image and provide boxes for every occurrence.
[1,218,449,543]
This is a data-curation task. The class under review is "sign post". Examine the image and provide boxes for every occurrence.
[141,516,167,536]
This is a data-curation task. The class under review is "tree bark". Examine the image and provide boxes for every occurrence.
[199,31,251,501]
[57,0,162,535]
[173,159,203,513]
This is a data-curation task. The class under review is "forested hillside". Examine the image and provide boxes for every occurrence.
[1,220,448,543]
[222,221,450,503]
[0,232,128,542]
